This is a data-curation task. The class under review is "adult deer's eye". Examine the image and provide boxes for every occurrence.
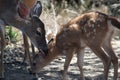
[36,27,42,36]
[36,30,42,36]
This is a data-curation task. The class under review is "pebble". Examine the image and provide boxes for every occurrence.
[32,77,42,80]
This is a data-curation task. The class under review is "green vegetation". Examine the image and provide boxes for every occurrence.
[5,26,18,43]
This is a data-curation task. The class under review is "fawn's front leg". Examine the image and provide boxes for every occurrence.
[62,49,74,80]
[76,48,85,80]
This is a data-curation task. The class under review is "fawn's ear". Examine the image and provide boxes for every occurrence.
[30,1,42,18]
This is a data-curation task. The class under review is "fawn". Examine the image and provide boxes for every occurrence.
[30,11,119,80]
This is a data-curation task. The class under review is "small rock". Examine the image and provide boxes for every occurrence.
[32,77,42,80]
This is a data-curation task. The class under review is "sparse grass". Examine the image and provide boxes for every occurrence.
[5,26,22,44]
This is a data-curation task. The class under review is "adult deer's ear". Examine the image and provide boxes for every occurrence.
[30,1,42,18]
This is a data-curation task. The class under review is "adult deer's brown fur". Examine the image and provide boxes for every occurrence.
[30,11,119,80]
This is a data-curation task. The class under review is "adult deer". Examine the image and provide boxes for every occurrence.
[21,0,43,62]
[30,11,119,80]
[0,0,48,79]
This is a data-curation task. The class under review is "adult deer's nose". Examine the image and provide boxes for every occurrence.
[42,48,48,55]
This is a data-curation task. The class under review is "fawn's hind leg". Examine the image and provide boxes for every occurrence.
[102,31,118,80]
[89,45,111,80]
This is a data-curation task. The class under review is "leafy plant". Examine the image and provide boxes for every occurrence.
[5,26,18,43]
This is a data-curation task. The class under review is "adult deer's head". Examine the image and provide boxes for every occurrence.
[19,0,48,55]
[27,17,48,54]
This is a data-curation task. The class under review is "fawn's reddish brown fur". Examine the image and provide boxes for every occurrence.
[31,11,119,80]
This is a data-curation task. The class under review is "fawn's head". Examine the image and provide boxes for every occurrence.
[29,38,55,74]
[30,53,45,74]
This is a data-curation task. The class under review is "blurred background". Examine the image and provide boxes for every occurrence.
[40,0,120,40]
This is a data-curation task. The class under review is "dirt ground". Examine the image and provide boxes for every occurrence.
[2,38,120,80]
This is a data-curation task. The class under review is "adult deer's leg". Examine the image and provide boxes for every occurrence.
[76,48,85,80]
[102,31,118,80]
[31,43,35,56]
[0,25,5,79]
[62,49,74,80]
[89,45,111,80]
[23,33,31,65]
